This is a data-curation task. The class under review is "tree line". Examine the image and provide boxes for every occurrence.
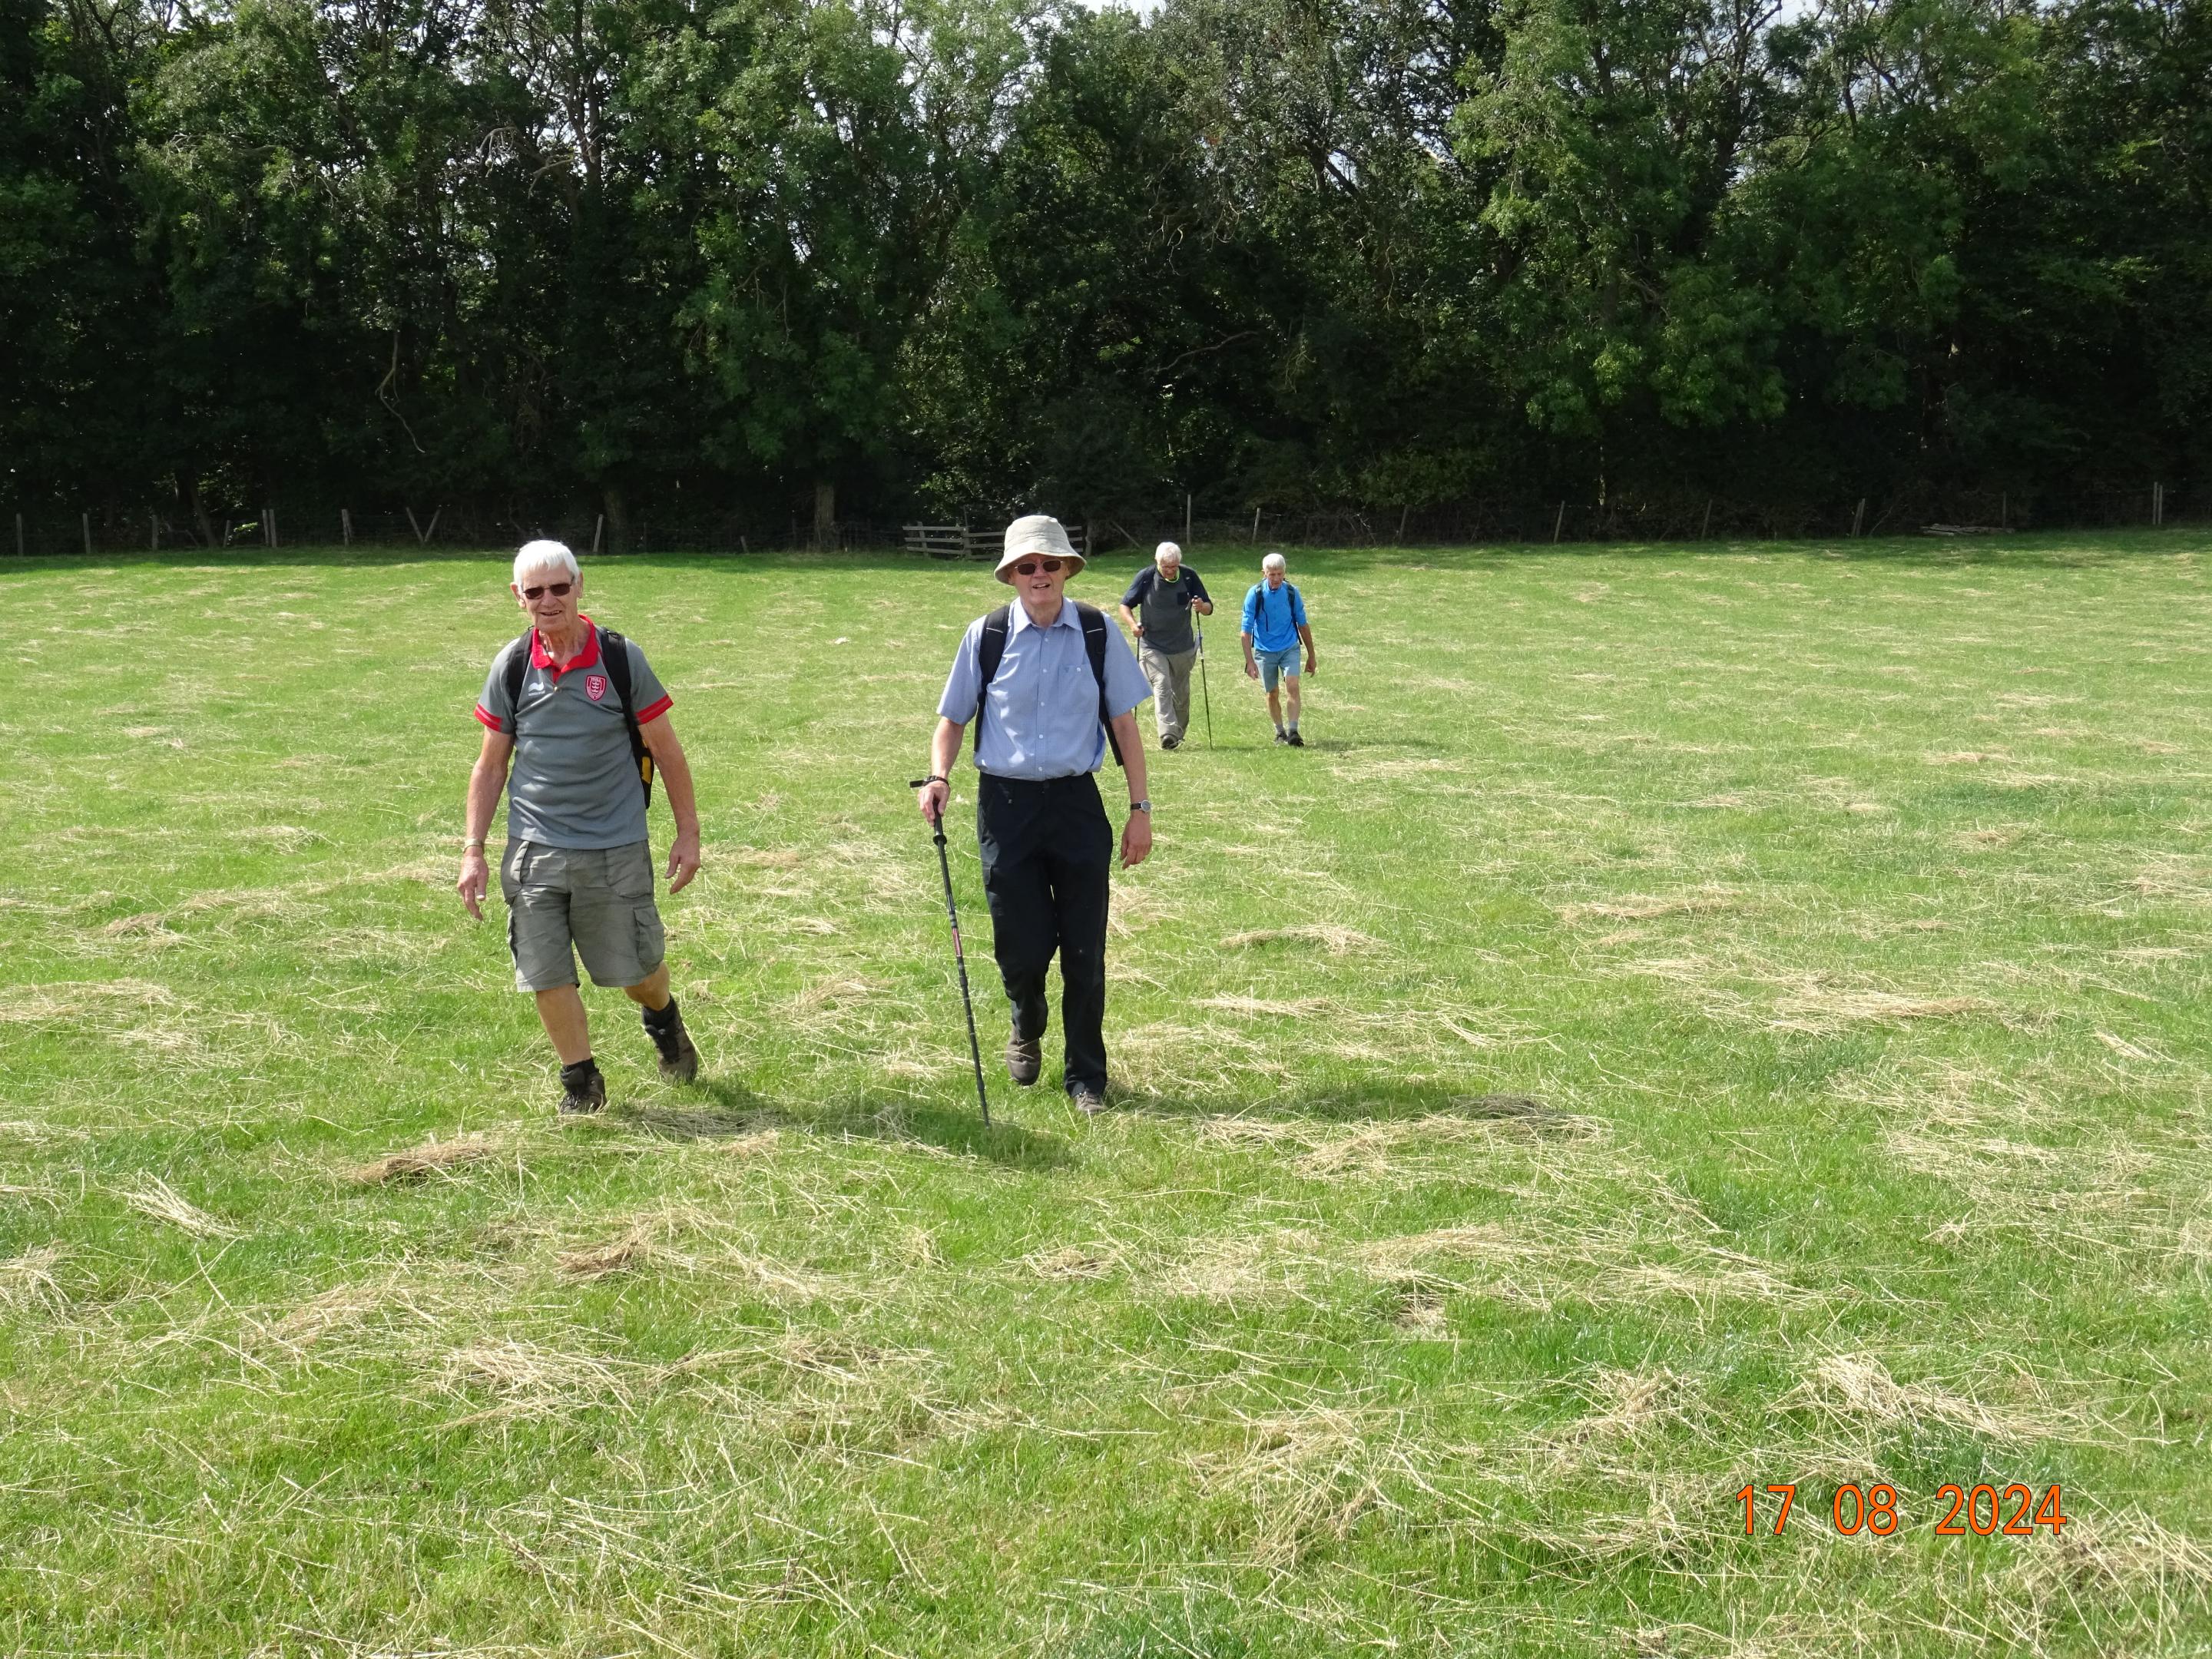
[3,0,2206,548]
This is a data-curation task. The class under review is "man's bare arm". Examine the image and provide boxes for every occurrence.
[1110,710,1151,868]
[458,728,514,919]
[640,714,701,892]
[918,717,965,825]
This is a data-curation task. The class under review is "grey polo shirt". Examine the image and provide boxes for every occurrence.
[1120,565,1211,655]
[475,618,672,849]
[938,599,1150,779]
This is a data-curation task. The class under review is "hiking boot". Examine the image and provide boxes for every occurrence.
[1273,730,1290,745]
[1286,730,1306,747]
[1005,1035,1042,1086]
[1070,1081,1108,1115]
[558,1066,607,1116]
[654,1024,700,1084]
[1161,734,1180,750]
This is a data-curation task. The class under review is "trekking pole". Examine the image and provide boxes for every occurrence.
[1194,611,1215,748]
[908,781,991,1127]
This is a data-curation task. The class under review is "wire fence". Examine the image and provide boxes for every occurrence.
[3,482,2197,558]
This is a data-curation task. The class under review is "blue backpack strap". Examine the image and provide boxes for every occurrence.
[1073,603,1124,768]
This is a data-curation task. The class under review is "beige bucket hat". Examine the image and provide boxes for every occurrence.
[995,515,1085,584]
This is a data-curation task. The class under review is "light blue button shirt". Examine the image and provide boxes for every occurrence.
[939,600,1151,779]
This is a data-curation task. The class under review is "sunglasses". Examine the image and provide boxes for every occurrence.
[1012,558,1066,576]
[521,581,574,600]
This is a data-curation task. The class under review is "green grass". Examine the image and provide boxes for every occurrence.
[4,532,2210,1655]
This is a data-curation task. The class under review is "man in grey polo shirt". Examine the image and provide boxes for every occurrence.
[1118,541,1213,750]
[457,540,704,1114]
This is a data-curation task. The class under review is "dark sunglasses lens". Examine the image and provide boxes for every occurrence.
[523,581,572,599]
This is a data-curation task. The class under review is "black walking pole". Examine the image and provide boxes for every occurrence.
[909,782,991,1126]
[1194,610,1215,748]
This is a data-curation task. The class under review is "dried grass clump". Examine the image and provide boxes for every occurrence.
[1220,924,1378,955]
[557,1228,653,1280]
[1358,1224,1820,1317]
[439,1337,634,1424]
[1516,1482,1720,1577]
[270,1283,393,1349]
[1191,1406,1404,1568]
[120,1175,240,1239]
[1561,891,1736,923]
[1780,1353,2088,1445]
[1148,1230,1326,1306]
[1770,988,1995,1034]
[349,1134,496,1184]
[1554,1368,1704,1452]
[0,1245,66,1311]
[2011,1506,2212,1614]
[1022,1243,1122,1280]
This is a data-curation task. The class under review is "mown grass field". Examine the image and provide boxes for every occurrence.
[4,533,2211,1656]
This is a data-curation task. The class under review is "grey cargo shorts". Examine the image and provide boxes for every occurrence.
[501,839,665,992]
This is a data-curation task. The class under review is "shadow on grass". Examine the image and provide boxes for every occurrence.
[606,1073,1076,1171]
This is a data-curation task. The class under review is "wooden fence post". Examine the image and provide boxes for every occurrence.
[82,512,91,556]
[592,513,604,555]
[1185,492,1192,548]
[1396,505,1409,545]
[1999,492,2007,529]
[1701,498,1714,539]
[1852,498,1866,538]
[1250,506,1260,543]
[267,507,278,548]
[341,508,352,547]
[150,511,158,552]
[13,513,22,557]
[1552,502,1565,544]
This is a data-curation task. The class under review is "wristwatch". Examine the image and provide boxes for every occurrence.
[1128,800,1151,813]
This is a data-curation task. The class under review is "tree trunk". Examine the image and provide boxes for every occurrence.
[601,482,630,554]
[813,480,836,548]
[180,472,216,548]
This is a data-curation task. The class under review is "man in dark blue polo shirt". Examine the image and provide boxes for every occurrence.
[919,516,1152,1113]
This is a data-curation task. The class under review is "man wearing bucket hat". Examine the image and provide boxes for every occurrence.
[917,515,1153,1114]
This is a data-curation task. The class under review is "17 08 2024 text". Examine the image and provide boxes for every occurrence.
[1737,1483,2068,1537]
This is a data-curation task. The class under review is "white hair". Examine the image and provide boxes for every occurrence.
[1261,551,1287,571]
[513,539,579,587]
[1155,541,1181,563]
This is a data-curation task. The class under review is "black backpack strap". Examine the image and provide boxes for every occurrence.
[1074,603,1124,768]
[978,604,1012,687]
[501,632,532,730]
[596,626,656,805]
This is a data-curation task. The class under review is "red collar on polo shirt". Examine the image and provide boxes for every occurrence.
[530,617,601,677]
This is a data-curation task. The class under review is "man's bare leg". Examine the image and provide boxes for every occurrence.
[1266,686,1284,731]
[1286,676,1303,730]
[623,961,671,1012]
[533,985,592,1064]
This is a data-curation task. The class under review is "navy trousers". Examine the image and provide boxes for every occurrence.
[975,772,1114,1093]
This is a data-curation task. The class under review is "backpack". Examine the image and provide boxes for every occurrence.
[1251,581,1302,637]
[502,624,656,803]
[976,602,1124,767]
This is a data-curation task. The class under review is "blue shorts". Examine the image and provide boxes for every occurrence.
[1257,645,1300,692]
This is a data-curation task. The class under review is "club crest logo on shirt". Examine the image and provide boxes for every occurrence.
[585,674,608,702]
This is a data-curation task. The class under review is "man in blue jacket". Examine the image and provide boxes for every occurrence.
[1240,551,1317,746]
